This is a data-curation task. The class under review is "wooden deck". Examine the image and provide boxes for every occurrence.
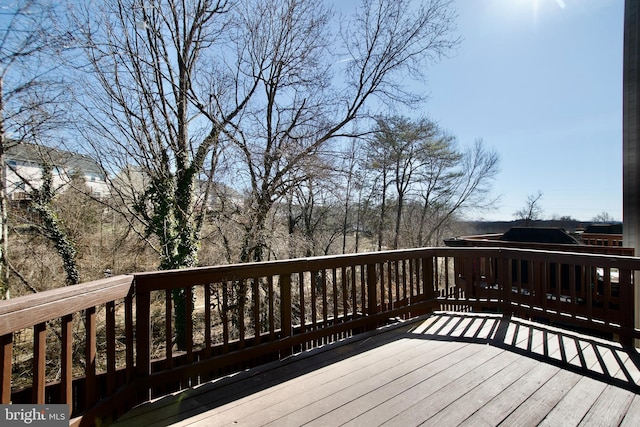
[113,312,640,426]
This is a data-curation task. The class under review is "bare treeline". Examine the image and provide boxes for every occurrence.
[1,0,500,297]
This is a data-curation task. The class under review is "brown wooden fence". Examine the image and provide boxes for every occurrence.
[1,247,639,426]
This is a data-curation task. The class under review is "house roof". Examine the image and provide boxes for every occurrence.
[499,227,579,245]
[583,223,623,234]
[6,143,103,176]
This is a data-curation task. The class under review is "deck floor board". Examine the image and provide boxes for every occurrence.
[114,313,640,427]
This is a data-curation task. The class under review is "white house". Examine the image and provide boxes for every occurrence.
[4,143,109,200]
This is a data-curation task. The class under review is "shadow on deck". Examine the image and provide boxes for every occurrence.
[113,312,640,426]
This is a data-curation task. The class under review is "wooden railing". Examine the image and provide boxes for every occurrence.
[448,248,639,342]
[1,247,639,426]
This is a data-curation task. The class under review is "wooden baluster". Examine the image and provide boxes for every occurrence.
[366,264,378,330]
[341,267,348,323]
[402,259,408,304]
[409,259,415,302]
[125,291,135,384]
[1,333,12,404]
[165,290,173,367]
[298,272,306,335]
[603,266,612,323]
[311,271,317,335]
[360,265,366,315]
[350,267,356,319]
[32,322,46,404]
[85,307,97,408]
[222,281,229,351]
[349,265,358,319]
[204,284,212,357]
[322,270,328,336]
[61,315,73,412]
[498,253,511,315]
[268,276,275,341]
[569,264,577,319]
[280,273,292,358]
[239,279,246,348]
[586,266,594,321]
[106,302,116,395]
[534,260,544,311]
[514,257,520,314]
[185,285,194,388]
[386,261,393,310]
[332,268,338,325]
[253,277,261,345]
[185,286,193,358]
[392,261,402,307]
[554,263,562,314]
[378,263,385,311]
[444,257,450,301]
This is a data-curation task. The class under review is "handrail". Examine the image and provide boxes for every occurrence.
[0,275,134,336]
[0,247,639,426]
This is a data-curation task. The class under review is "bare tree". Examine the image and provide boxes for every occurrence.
[0,0,69,298]
[371,116,440,249]
[286,172,342,258]
[514,191,544,225]
[29,163,80,286]
[226,0,458,262]
[73,0,252,349]
[366,116,500,248]
[416,139,500,245]
[340,139,363,254]
[70,0,456,343]
[592,212,615,223]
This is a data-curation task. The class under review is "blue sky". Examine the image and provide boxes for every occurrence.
[421,0,624,221]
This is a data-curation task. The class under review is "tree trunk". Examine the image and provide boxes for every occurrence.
[0,82,9,299]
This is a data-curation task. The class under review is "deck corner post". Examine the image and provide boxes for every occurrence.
[619,268,635,346]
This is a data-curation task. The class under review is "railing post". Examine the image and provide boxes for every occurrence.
[421,256,436,315]
[619,268,635,346]
[135,287,151,403]
[280,273,292,357]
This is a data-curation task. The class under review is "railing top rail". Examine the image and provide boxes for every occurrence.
[495,247,640,268]
[0,275,133,336]
[133,246,640,291]
[132,247,446,290]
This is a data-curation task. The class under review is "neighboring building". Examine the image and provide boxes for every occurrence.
[4,143,109,200]
[444,226,631,255]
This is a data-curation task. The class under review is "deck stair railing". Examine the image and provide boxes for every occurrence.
[1,247,639,426]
